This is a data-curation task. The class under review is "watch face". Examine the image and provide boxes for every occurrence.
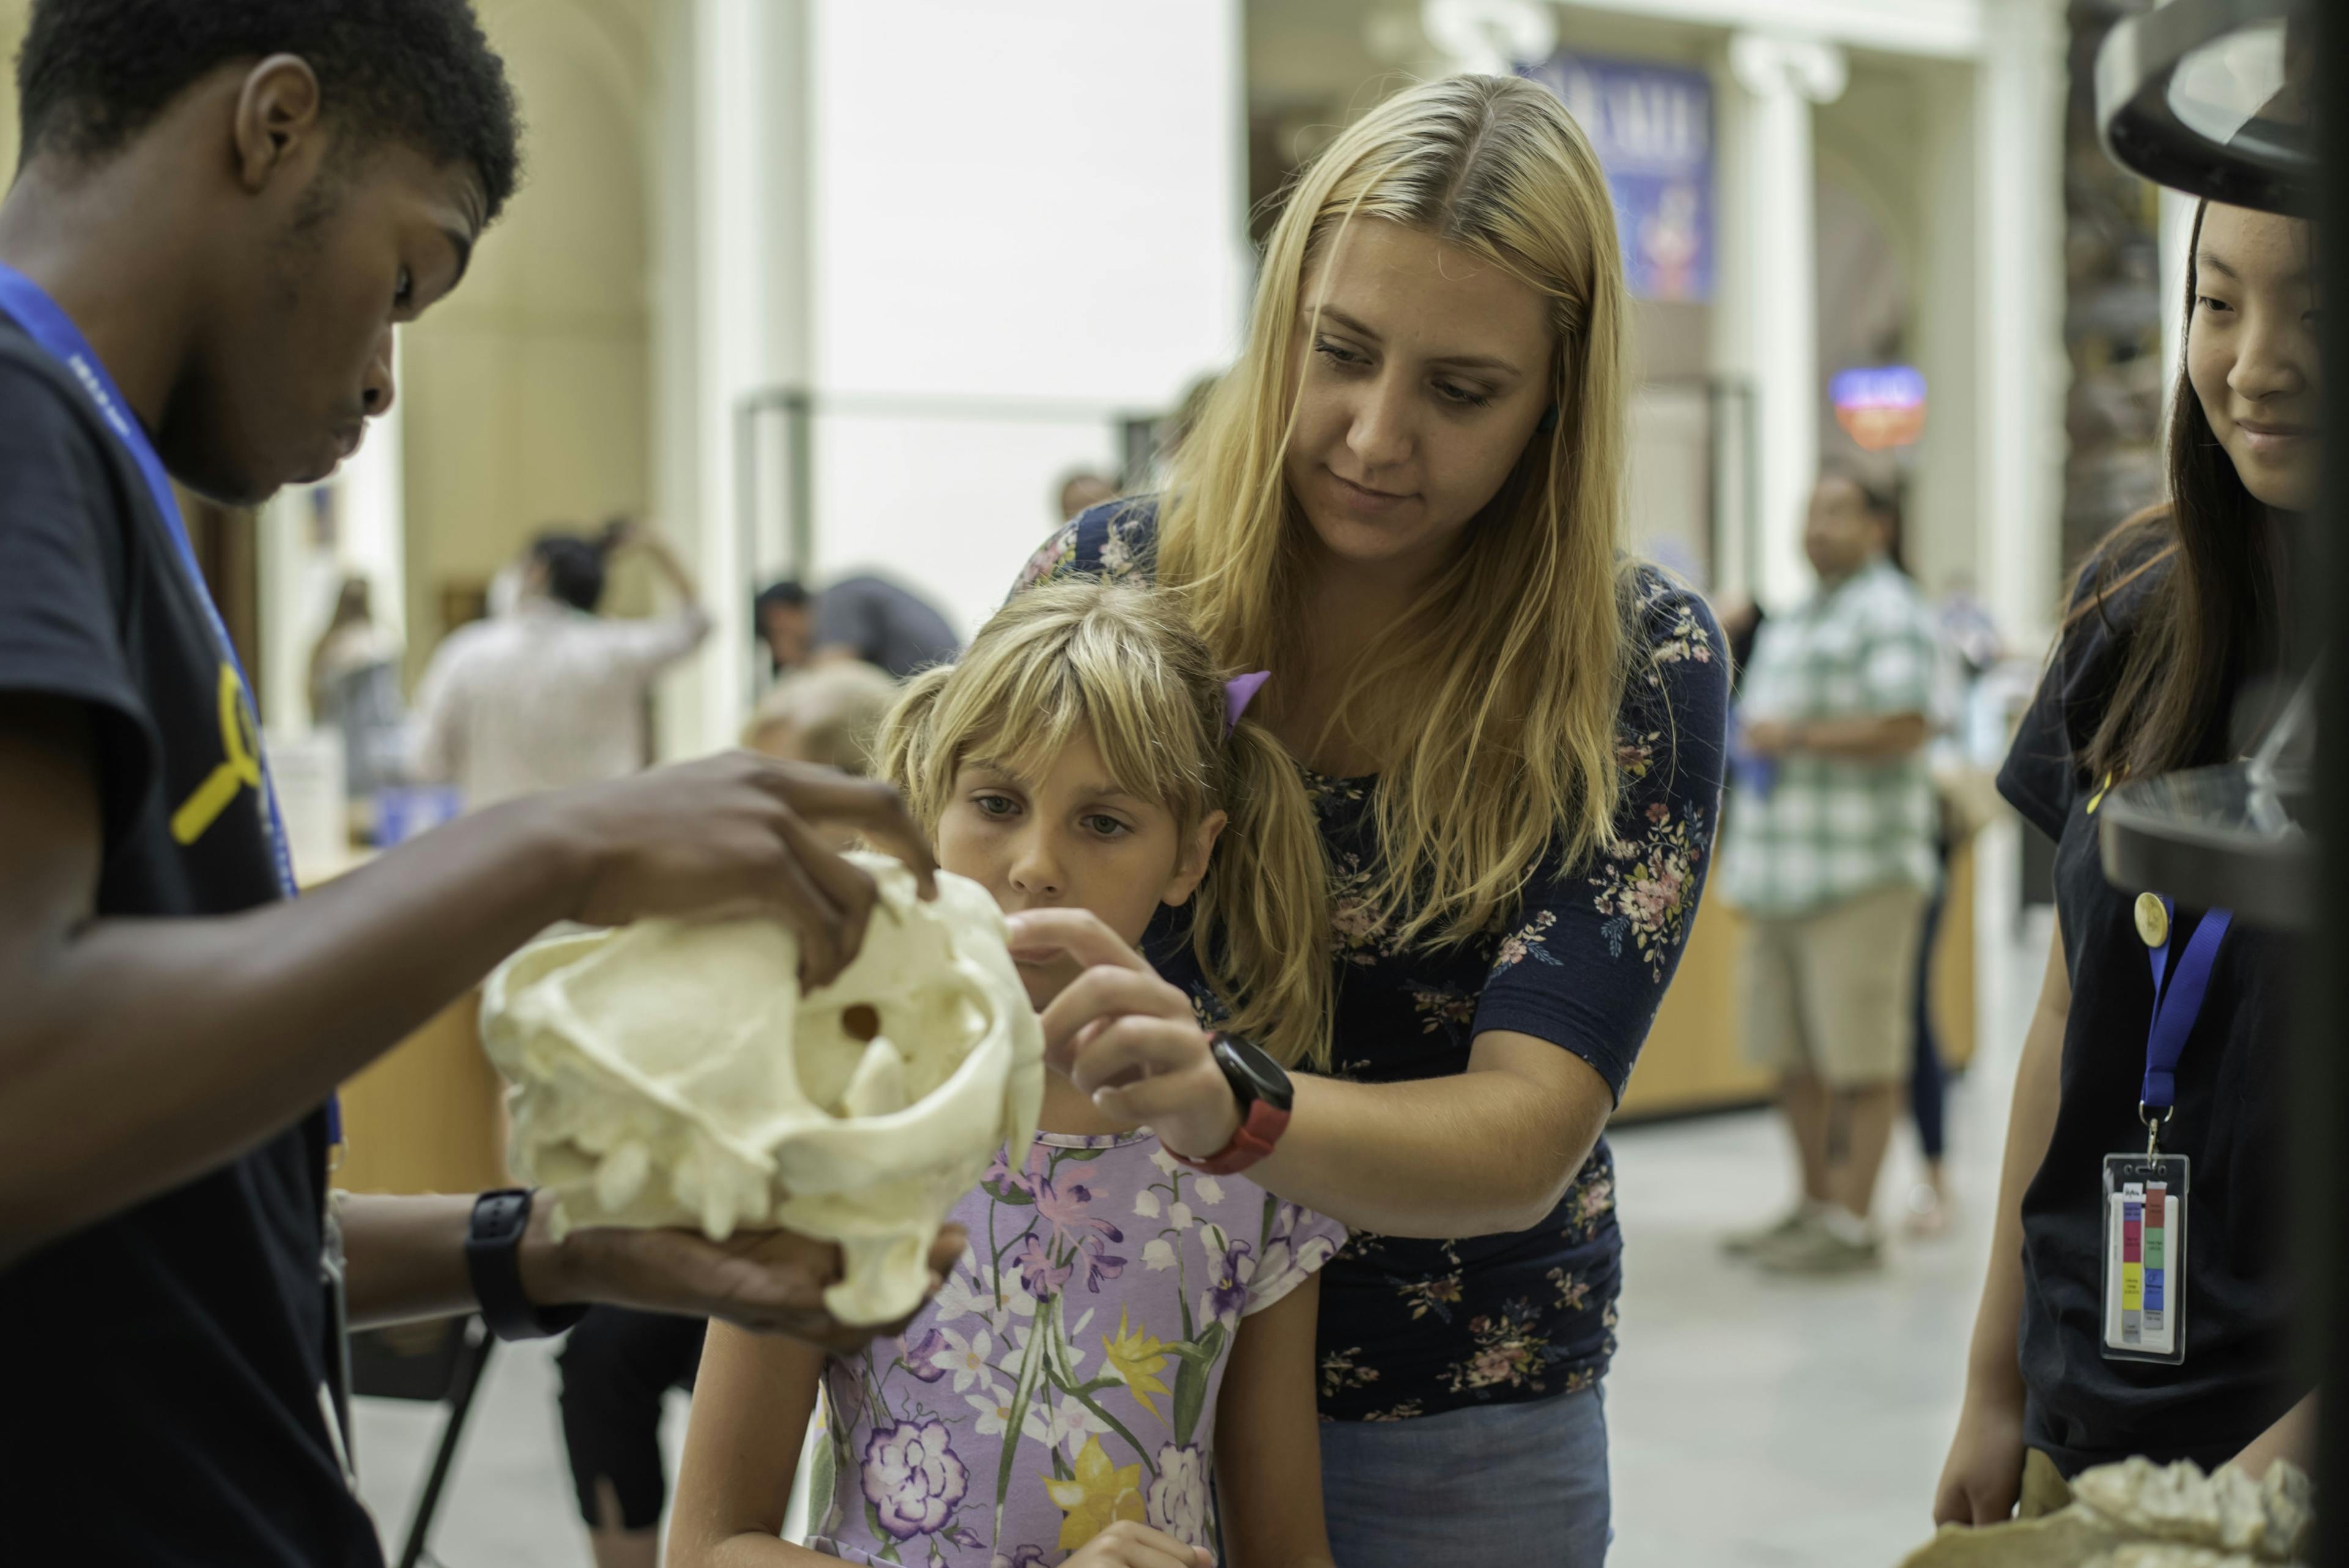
[1213,1033,1293,1113]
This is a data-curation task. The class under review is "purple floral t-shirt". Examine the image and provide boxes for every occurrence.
[808,1132,1346,1566]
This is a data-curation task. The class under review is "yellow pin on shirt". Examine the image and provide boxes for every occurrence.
[2133,891,2170,948]
[171,663,263,845]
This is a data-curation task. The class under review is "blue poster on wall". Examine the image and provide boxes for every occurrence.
[1519,53,1714,304]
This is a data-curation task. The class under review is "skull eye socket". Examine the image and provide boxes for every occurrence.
[842,1004,882,1042]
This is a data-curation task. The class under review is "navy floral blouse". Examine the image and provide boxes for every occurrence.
[1014,500,1728,1422]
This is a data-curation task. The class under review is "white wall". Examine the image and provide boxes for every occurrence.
[651,0,1249,757]
[805,0,1249,636]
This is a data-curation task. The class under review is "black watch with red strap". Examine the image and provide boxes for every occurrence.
[1168,1033,1293,1176]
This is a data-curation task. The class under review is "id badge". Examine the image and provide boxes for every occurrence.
[2101,1153,2189,1364]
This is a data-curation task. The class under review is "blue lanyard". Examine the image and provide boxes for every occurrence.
[2141,895,2231,1115]
[0,264,338,1145]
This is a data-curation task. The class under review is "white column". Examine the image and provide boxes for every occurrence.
[1909,62,1984,603]
[651,0,814,761]
[2156,186,2197,399]
[1727,31,1846,613]
[255,354,406,732]
[340,355,409,654]
[1975,0,2068,648]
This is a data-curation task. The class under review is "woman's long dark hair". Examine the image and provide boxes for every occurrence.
[2077,201,2285,782]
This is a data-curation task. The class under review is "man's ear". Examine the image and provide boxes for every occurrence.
[1162,809,1229,910]
[231,55,327,195]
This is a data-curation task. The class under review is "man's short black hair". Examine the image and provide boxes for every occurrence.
[532,530,606,615]
[755,580,812,617]
[16,0,522,220]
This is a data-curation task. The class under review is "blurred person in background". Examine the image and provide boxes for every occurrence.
[1010,76,1727,1566]
[1717,466,1940,1275]
[742,659,902,772]
[552,661,898,1568]
[1904,566,2009,1240]
[1055,465,1118,524]
[308,574,409,808]
[408,518,709,811]
[753,573,958,682]
[0,7,951,1565]
[1935,200,2315,1526]
[1138,370,1222,494]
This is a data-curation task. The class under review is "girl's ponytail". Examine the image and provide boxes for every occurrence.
[1189,716,1333,1071]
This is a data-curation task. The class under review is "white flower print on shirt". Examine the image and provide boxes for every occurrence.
[1025,1389,1110,1460]
[935,1256,1039,1335]
[1147,1443,1212,1547]
[933,1325,998,1394]
[966,1388,1019,1437]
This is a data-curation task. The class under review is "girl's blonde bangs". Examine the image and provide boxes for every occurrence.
[915,604,1213,827]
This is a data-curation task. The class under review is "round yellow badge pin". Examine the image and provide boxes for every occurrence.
[2133,891,2170,949]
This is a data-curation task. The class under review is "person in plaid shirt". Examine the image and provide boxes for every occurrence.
[1717,468,1941,1274]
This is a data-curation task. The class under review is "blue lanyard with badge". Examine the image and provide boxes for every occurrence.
[0,262,360,1480]
[2101,889,2231,1366]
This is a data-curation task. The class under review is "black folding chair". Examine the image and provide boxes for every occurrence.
[348,1315,499,1568]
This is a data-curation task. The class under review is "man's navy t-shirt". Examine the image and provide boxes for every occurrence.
[0,321,377,1564]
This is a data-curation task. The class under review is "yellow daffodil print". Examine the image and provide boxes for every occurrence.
[1044,1435,1146,1550]
[1099,1306,1172,1418]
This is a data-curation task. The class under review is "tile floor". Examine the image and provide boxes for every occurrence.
[354,906,2051,1568]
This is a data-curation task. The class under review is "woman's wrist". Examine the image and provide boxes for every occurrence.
[1160,1087,1244,1162]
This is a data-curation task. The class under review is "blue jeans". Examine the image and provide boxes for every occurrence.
[1319,1384,1610,1567]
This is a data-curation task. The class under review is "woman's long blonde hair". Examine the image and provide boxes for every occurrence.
[876,581,1334,1070]
[1159,74,1636,949]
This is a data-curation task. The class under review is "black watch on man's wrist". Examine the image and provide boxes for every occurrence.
[466,1189,589,1342]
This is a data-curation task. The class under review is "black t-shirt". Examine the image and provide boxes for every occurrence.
[0,322,377,1564]
[1995,537,2301,1477]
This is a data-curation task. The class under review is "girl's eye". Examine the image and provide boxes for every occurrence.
[2195,294,2232,314]
[973,793,1019,819]
[1313,336,1368,369]
[1081,814,1131,839]
[1434,379,1494,409]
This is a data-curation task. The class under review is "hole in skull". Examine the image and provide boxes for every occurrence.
[842,1004,882,1042]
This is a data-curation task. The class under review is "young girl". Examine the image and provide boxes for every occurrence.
[669,581,1345,1568]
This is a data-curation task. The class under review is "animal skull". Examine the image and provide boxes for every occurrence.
[481,852,1044,1325]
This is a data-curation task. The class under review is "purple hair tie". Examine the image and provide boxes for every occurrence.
[1223,671,1271,737]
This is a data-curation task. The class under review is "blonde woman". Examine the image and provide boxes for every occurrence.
[1009,75,1727,1564]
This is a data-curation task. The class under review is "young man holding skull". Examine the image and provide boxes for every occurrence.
[0,6,947,1563]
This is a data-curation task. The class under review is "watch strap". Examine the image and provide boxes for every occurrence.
[1168,1099,1293,1176]
[466,1189,588,1342]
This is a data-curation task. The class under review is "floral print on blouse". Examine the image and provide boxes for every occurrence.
[809,1132,1346,1566]
[1013,500,1728,1422]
